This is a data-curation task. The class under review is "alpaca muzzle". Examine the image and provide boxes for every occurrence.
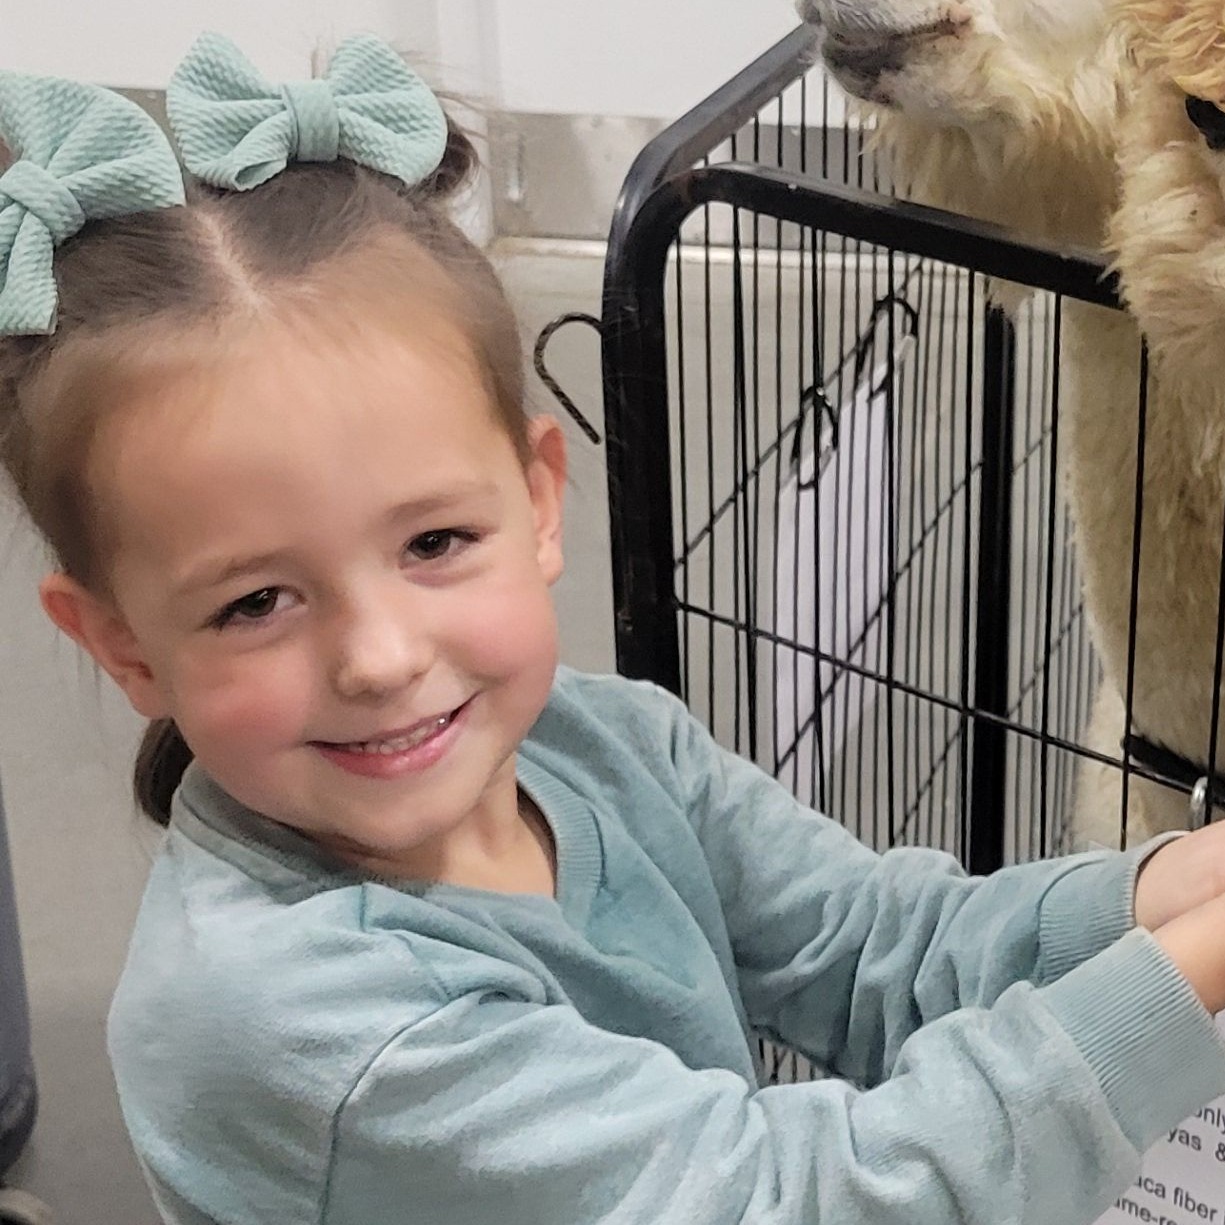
[804,7,969,92]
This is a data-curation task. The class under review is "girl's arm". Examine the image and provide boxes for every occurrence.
[318,930,1222,1225]
[651,681,1160,1083]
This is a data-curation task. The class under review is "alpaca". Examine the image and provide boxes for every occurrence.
[795,0,1200,847]
[796,0,1121,250]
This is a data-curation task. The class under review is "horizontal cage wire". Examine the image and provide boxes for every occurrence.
[598,25,1225,1083]
[664,215,1096,865]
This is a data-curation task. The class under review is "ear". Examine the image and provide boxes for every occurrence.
[524,415,567,585]
[39,573,169,719]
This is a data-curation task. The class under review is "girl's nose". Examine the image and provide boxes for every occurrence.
[330,597,432,702]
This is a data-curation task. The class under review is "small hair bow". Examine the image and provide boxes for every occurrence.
[167,32,449,192]
[0,75,185,336]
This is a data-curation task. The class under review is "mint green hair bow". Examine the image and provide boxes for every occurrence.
[0,75,185,336]
[167,32,449,192]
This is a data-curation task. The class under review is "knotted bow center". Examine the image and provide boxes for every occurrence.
[280,79,341,163]
[0,159,85,244]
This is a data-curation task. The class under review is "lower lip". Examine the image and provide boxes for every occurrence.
[312,702,469,779]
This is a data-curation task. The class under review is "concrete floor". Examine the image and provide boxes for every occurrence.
[0,242,614,1223]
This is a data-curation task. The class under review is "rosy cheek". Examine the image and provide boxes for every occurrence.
[456,577,555,662]
[176,657,304,746]
[477,570,556,627]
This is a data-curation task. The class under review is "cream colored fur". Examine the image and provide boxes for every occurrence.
[1073,0,1225,842]
[799,0,1212,847]
[800,0,1122,250]
[1058,305,1187,847]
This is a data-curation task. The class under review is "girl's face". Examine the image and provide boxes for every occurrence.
[45,312,567,881]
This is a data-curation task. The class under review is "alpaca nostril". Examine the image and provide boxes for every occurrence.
[1186,95,1225,153]
[820,17,965,86]
[824,35,904,81]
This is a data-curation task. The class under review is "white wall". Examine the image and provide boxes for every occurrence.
[490,0,799,118]
[3,0,446,85]
[4,0,800,120]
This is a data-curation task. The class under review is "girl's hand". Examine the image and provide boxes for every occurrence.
[1153,890,1225,1016]
[1134,822,1225,932]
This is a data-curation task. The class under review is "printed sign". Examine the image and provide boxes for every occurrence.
[1098,1047,1225,1225]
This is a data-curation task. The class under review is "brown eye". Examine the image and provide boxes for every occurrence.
[212,587,282,628]
[404,529,478,563]
[407,531,457,561]
[232,589,279,617]
[1185,94,1225,151]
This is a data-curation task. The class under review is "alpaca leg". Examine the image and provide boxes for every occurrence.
[1127,774,1197,842]
[1069,686,1193,849]
[1068,686,1134,851]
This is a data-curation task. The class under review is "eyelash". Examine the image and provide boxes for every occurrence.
[209,587,287,630]
[207,529,481,630]
[405,528,479,562]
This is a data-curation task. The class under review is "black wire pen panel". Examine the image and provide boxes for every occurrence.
[598,26,1206,900]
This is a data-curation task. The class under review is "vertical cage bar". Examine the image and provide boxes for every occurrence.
[602,197,686,692]
[968,305,1017,874]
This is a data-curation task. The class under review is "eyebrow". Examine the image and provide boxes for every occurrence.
[174,482,502,599]
[174,550,295,600]
[382,483,501,525]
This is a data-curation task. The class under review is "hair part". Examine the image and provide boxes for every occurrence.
[0,113,528,826]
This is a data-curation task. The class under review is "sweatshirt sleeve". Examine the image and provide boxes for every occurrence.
[653,683,1165,1084]
[323,930,1225,1225]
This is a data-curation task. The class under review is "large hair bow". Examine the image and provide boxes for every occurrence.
[0,75,185,336]
[167,32,449,192]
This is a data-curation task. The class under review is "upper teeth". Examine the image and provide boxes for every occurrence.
[346,714,452,755]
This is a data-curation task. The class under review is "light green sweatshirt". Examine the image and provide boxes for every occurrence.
[109,667,1225,1224]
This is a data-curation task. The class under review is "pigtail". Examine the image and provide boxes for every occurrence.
[417,109,480,201]
[134,719,194,827]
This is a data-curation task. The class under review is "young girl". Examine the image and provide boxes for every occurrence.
[5,29,1225,1225]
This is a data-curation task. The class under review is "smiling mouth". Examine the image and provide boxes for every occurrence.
[317,706,464,756]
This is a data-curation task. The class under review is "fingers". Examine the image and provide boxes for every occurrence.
[1133,824,1225,931]
[1153,891,1225,1015]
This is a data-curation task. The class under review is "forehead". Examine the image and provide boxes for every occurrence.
[91,316,517,553]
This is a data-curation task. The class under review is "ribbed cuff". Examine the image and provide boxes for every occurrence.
[1038,835,1183,982]
[1040,929,1225,1152]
